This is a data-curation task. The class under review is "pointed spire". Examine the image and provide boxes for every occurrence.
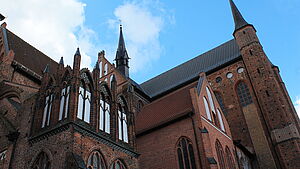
[116,25,129,60]
[229,0,249,31]
[75,47,81,56]
[59,57,64,65]
[43,64,50,73]
[115,25,129,78]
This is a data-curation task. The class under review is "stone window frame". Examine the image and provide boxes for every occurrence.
[236,81,253,107]
[176,137,197,169]
[99,92,111,134]
[87,150,107,169]
[42,89,54,128]
[117,97,129,143]
[215,139,226,169]
[110,159,127,169]
[58,81,70,121]
[77,79,92,123]
[31,152,51,169]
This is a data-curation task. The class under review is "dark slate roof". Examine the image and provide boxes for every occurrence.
[5,29,58,76]
[140,39,241,98]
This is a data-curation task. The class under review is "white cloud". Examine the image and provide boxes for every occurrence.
[0,0,95,69]
[108,1,170,73]
[295,97,300,118]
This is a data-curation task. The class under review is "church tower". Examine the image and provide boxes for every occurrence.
[115,25,130,78]
[230,0,300,168]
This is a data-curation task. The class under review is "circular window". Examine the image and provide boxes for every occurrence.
[226,72,233,79]
[216,77,222,83]
[237,67,244,74]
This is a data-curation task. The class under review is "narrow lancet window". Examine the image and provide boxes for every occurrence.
[42,93,54,128]
[77,81,91,123]
[99,94,110,134]
[118,104,128,143]
[59,85,70,120]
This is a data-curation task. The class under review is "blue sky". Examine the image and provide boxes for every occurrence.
[1,0,299,112]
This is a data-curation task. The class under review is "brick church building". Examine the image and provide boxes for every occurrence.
[0,1,299,169]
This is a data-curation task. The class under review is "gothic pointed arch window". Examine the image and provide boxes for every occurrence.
[117,97,128,143]
[217,109,225,131]
[110,159,126,169]
[236,82,253,107]
[214,92,227,115]
[77,73,92,123]
[42,87,54,128]
[99,89,111,134]
[176,137,196,169]
[225,146,236,169]
[206,86,216,113]
[87,151,106,169]
[109,74,115,88]
[203,97,212,121]
[215,140,226,169]
[31,152,51,169]
[59,82,70,121]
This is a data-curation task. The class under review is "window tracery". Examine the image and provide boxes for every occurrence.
[99,93,110,134]
[176,137,196,169]
[87,151,106,169]
[118,97,128,143]
[77,80,91,123]
[42,92,54,128]
[110,159,126,169]
[31,152,50,169]
[236,82,253,107]
[59,84,70,121]
[215,140,226,169]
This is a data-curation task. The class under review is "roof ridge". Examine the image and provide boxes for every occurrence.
[140,39,236,86]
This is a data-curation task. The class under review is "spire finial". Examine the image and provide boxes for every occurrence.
[75,47,81,56]
[229,0,249,31]
[59,57,64,65]
[43,64,50,73]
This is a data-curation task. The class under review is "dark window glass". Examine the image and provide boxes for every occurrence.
[31,152,51,169]
[236,82,253,107]
[177,148,184,169]
[87,151,106,169]
[216,77,222,83]
[188,144,196,169]
[214,92,227,115]
[110,160,126,169]
[225,147,236,169]
[215,140,226,169]
[176,137,196,169]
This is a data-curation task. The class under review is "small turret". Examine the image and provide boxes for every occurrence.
[115,25,129,78]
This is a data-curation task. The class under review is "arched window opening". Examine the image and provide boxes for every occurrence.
[42,92,54,128]
[110,159,126,169]
[137,100,144,112]
[99,61,102,78]
[110,74,115,88]
[87,151,106,169]
[215,140,226,169]
[176,137,196,169]
[99,93,110,134]
[236,82,253,107]
[77,80,91,123]
[59,85,70,121]
[31,152,51,169]
[203,97,212,121]
[206,86,215,113]
[217,109,225,131]
[104,63,108,75]
[225,147,236,169]
[214,92,227,115]
[118,104,128,143]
